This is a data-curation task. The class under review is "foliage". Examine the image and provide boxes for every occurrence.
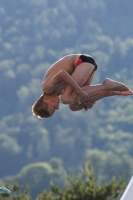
[0,182,31,200]
[1,158,65,199]
[0,162,126,200]
[37,162,125,200]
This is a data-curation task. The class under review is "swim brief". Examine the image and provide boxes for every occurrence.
[76,54,98,72]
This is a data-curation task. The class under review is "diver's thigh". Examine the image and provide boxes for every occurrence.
[83,70,96,86]
[71,63,95,87]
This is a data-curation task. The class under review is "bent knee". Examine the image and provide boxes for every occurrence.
[61,96,70,104]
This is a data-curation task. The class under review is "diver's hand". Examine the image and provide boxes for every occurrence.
[83,101,95,111]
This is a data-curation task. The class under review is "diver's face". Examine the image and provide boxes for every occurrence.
[43,95,60,116]
[48,97,60,116]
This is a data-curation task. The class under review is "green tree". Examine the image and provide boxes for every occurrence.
[0,161,126,200]
[37,161,125,200]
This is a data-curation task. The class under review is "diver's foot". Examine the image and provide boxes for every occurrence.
[103,78,130,92]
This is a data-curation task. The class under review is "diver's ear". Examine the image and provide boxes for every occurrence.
[43,97,49,103]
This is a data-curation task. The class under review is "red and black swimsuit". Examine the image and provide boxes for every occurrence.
[76,54,98,72]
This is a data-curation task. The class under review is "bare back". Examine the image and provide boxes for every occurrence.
[42,54,80,82]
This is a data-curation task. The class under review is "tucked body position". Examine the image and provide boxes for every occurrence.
[32,54,132,118]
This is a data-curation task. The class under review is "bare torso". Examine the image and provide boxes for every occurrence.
[43,54,80,80]
[42,54,80,95]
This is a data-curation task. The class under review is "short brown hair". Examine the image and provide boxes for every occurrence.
[32,94,51,118]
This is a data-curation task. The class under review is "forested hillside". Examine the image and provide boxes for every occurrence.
[0,0,133,199]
